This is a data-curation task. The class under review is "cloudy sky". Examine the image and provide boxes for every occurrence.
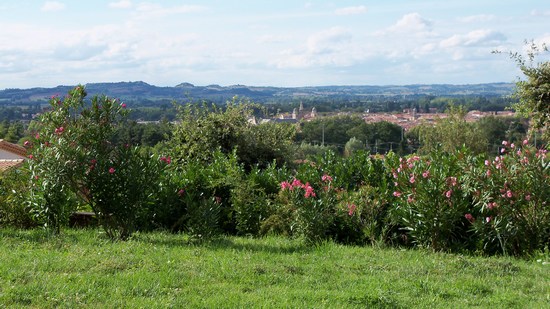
[1,0,549,88]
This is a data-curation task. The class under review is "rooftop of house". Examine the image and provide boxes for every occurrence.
[0,139,27,172]
[0,139,27,157]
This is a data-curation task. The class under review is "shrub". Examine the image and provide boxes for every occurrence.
[0,166,37,228]
[28,86,164,239]
[230,164,288,236]
[465,140,550,256]
[388,149,475,251]
[277,174,340,243]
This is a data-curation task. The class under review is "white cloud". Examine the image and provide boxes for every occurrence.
[335,6,367,16]
[388,13,432,33]
[531,9,550,16]
[41,1,65,12]
[458,14,496,23]
[133,3,207,19]
[440,29,506,48]
[307,27,352,54]
[271,27,362,69]
[109,0,132,9]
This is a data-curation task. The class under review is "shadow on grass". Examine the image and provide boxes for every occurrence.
[1,227,314,254]
[131,231,314,254]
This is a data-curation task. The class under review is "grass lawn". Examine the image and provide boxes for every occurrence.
[0,228,548,308]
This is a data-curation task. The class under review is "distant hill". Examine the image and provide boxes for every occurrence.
[0,81,515,105]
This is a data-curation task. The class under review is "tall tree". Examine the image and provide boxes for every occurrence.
[503,41,550,142]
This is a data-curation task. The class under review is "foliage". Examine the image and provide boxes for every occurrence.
[0,166,36,228]
[388,149,476,251]
[465,140,550,256]
[230,163,289,236]
[298,116,404,154]
[170,99,296,168]
[149,150,243,238]
[506,41,550,141]
[344,137,363,157]
[418,105,488,154]
[28,86,164,239]
[276,173,342,243]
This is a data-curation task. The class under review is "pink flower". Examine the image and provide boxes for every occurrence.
[506,190,513,198]
[422,171,430,178]
[291,178,303,189]
[409,175,415,184]
[407,195,415,203]
[510,143,515,149]
[465,213,474,222]
[55,126,64,135]
[485,216,492,223]
[109,167,115,174]
[321,174,333,182]
[448,177,457,187]
[90,159,97,165]
[280,181,291,190]
[487,202,496,210]
[486,170,491,177]
[502,140,509,146]
[347,203,356,216]
[501,148,506,154]
[484,160,490,166]
[394,182,399,187]
[393,191,402,197]
[445,190,452,198]
[35,133,40,139]
[177,189,185,197]
[121,103,127,108]
[525,194,531,201]
[28,154,34,159]
[304,182,316,198]
[24,140,30,147]
[160,156,171,164]
[523,139,529,145]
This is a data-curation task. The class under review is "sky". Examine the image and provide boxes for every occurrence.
[1,0,549,89]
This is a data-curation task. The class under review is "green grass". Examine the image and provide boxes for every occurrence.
[0,228,548,308]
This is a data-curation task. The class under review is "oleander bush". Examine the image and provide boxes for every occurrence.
[465,140,550,256]
[0,166,36,228]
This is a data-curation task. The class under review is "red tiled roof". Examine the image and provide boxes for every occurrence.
[0,160,24,172]
[0,139,27,157]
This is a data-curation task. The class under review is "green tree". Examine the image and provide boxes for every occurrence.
[170,98,296,168]
[418,105,488,154]
[344,137,364,157]
[503,41,549,142]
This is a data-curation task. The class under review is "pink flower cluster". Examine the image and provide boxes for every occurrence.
[280,178,317,198]
[55,126,64,135]
[321,174,333,182]
[160,156,171,164]
[347,203,357,216]
[89,159,97,171]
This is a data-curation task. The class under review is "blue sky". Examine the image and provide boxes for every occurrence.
[0,0,549,88]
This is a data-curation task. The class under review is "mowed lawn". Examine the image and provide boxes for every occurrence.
[0,228,548,308]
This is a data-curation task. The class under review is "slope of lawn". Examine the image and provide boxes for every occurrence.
[0,228,548,308]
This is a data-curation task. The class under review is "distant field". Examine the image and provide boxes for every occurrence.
[0,228,548,308]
